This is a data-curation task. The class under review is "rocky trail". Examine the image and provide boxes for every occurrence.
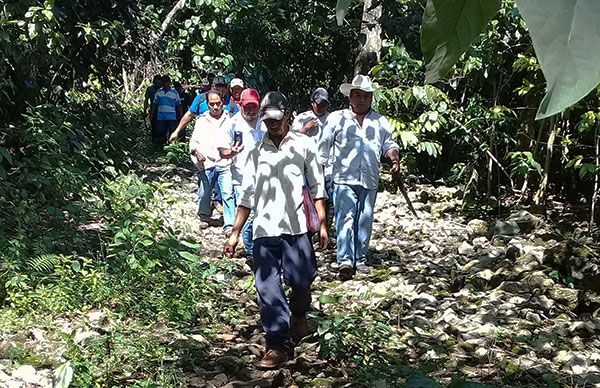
[1,162,599,387]
[155,164,600,387]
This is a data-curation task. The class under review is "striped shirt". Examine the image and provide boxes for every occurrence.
[153,87,181,121]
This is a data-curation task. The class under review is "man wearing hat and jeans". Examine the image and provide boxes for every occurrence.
[224,92,329,369]
[319,75,400,280]
[218,88,265,262]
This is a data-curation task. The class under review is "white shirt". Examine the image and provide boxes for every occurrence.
[218,113,266,186]
[291,110,329,140]
[319,109,399,190]
[239,131,326,239]
[189,112,230,170]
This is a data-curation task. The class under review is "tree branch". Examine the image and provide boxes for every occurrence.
[159,0,187,38]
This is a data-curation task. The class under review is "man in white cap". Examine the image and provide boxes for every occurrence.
[319,75,400,281]
[229,77,245,109]
[224,92,329,369]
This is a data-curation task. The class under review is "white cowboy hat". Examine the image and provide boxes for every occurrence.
[339,74,375,96]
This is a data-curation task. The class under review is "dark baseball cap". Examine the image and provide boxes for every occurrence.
[312,87,329,104]
[260,92,288,120]
[212,75,227,86]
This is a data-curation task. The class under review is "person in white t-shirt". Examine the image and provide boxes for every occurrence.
[218,88,265,261]
[189,90,235,232]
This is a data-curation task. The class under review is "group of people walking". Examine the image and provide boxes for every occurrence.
[145,73,400,369]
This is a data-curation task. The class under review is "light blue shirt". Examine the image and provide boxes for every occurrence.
[153,87,181,121]
[319,109,399,190]
[189,93,239,115]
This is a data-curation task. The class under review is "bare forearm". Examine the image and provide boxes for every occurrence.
[231,206,251,236]
[175,111,194,132]
[218,148,236,159]
[314,198,327,227]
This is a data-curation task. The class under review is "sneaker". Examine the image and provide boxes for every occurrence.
[338,263,354,281]
[355,262,370,274]
[291,315,308,344]
[258,348,289,369]
[199,220,210,229]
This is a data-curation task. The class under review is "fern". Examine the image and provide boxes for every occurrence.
[25,254,62,274]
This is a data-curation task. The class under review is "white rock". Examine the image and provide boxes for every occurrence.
[475,347,488,358]
[467,219,489,236]
[11,365,38,384]
[74,330,100,344]
[476,269,494,281]
[472,236,489,248]
[458,242,475,256]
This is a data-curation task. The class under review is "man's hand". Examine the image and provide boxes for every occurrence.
[299,118,318,134]
[390,160,400,174]
[223,233,239,257]
[316,225,329,252]
[231,143,245,155]
[168,130,180,142]
[193,150,206,162]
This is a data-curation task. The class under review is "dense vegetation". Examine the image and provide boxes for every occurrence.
[0,0,599,386]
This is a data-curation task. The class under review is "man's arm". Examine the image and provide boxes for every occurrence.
[223,206,251,257]
[169,110,195,142]
[314,198,328,251]
[218,144,244,159]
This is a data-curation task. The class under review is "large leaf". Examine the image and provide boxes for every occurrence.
[516,0,600,119]
[421,0,502,83]
[336,0,351,26]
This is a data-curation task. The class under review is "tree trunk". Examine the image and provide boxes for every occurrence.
[354,0,382,75]
[591,125,600,228]
[534,117,559,205]
[159,0,187,38]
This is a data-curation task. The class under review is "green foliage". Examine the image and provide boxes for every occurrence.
[506,151,541,179]
[421,0,502,83]
[163,141,191,165]
[313,308,395,366]
[516,0,600,119]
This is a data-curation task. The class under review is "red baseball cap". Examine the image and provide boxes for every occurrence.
[240,88,260,107]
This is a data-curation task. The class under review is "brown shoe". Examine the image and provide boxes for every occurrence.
[258,348,289,369]
[291,315,308,344]
[199,220,210,229]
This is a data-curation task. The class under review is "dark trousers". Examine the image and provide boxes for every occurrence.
[153,120,178,145]
[253,233,317,352]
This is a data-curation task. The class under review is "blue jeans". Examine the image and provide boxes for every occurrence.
[253,234,317,352]
[333,183,377,266]
[197,166,235,231]
[233,184,254,257]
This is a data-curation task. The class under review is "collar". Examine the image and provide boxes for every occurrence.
[263,129,294,148]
